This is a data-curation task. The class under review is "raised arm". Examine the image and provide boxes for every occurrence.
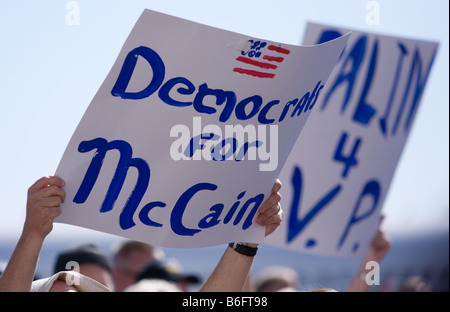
[347,216,391,292]
[199,179,282,292]
[0,176,65,292]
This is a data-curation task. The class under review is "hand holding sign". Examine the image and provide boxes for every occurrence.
[256,179,283,237]
[25,176,66,239]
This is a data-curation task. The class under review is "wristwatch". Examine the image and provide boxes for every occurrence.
[228,242,258,257]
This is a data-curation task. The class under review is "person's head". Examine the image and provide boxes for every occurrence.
[31,271,111,292]
[309,288,338,292]
[136,260,201,292]
[124,279,181,292]
[53,244,114,291]
[398,275,432,292]
[254,265,300,292]
[111,240,165,292]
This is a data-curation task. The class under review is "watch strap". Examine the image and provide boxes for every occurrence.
[228,242,258,257]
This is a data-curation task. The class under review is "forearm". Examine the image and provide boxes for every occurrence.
[200,179,282,292]
[0,232,44,292]
[0,176,65,292]
[347,272,370,292]
[199,244,255,292]
[346,253,381,292]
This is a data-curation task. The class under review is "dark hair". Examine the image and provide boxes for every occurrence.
[137,260,201,284]
[54,244,112,274]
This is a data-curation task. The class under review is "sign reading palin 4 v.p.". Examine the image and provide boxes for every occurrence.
[266,23,438,256]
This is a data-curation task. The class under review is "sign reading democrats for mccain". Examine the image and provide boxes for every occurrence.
[55,10,349,248]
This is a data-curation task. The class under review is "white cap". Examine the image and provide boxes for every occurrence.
[31,271,111,292]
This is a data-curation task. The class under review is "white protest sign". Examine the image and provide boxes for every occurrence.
[266,22,439,256]
[55,11,349,248]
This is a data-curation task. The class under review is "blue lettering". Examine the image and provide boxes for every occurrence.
[338,180,381,251]
[170,183,263,235]
[170,183,215,236]
[73,138,150,230]
[138,201,166,227]
[183,132,264,162]
[235,95,262,120]
[321,36,367,113]
[193,83,237,122]
[224,191,246,224]
[291,93,309,117]
[242,40,267,58]
[353,39,378,125]
[258,100,279,124]
[74,138,267,236]
[333,132,362,179]
[317,32,437,139]
[287,166,342,243]
[237,193,265,230]
[184,133,220,158]
[111,46,322,124]
[392,47,438,135]
[280,82,324,121]
[379,42,408,136]
[235,140,263,161]
[111,46,165,100]
[279,98,298,122]
[305,81,324,111]
[317,29,343,45]
[158,77,195,107]
[198,203,223,229]
[211,137,238,161]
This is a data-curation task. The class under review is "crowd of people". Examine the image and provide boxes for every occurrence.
[0,175,435,292]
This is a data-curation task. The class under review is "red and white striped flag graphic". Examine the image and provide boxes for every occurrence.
[233,40,291,79]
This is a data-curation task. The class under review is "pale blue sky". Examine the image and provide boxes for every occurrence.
[0,0,448,241]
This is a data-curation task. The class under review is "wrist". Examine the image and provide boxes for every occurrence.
[19,231,46,248]
[239,242,259,248]
[228,242,258,257]
[15,230,46,261]
[21,224,49,244]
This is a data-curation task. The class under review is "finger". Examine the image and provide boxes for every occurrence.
[258,192,281,215]
[272,179,282,193]
[258,202,280,220]
[29,176,65,193]
[38,185,66,203]
[257,180,282,216]
[264,208,283,225]
[29,185,66,205]
[37,204,62,219]
[258,207,283,226]
[48,206,62,219]
[256,202,281,225]
[378,214,385,228]
[264,209,283,236]
[34,196,65,210]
